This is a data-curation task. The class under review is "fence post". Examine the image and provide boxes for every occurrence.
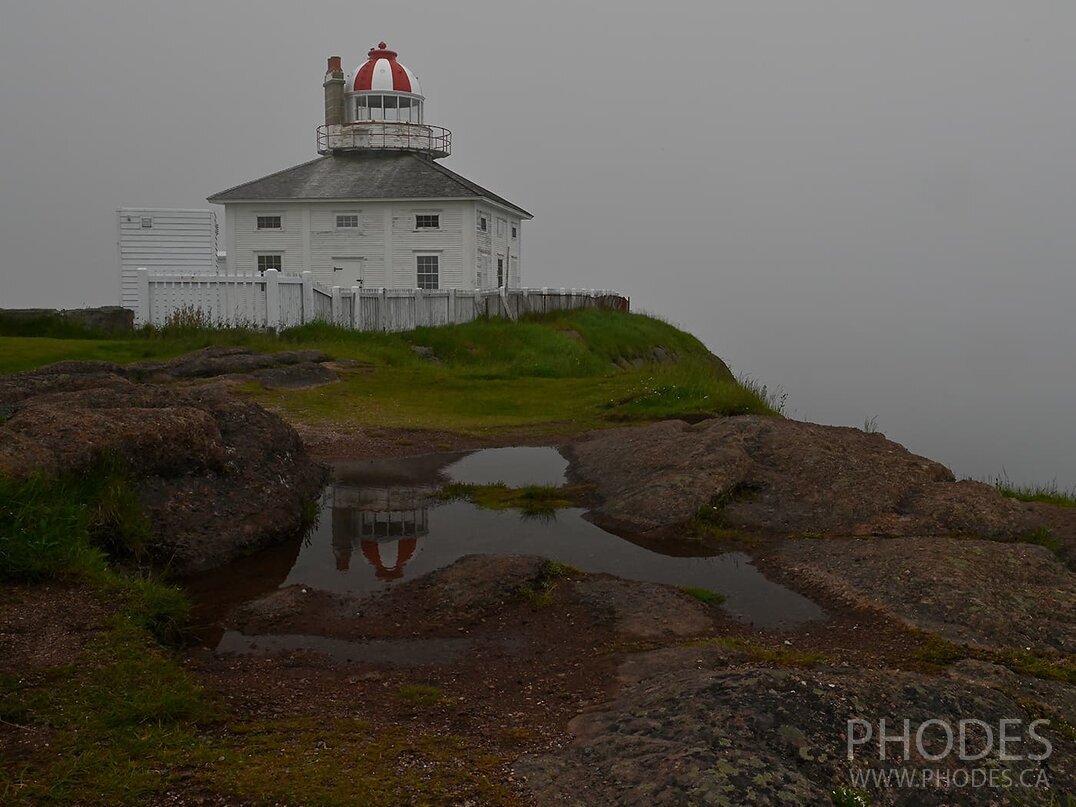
[264,269,281,329]
[351,286,362,331]
[136,268,150,326]
[301,271,315,324]
[331,286,343,326]
[413,287,424,328]
[380,287,388,332]
[448,287,457,323]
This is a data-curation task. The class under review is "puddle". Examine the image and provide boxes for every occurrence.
[199,447,823,639]
[216,631,470,665]
[442,446,568,487]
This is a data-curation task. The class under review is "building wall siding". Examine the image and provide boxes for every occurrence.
[117,209,217,311]
[222,199,499,290]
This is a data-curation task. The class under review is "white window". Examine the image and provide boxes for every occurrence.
[511,224,517,239]
[335,213,359,230]
[478,214,488,232]
[257,254,282,273]
[415,214,440,229]
[496,218,506,238]
[256,215,282,230]
[416,255,439,289]
[497,257,504,287]
[140,216,153,229]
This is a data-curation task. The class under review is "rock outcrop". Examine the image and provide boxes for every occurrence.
[568,417,1047,541]
[516,648,1072,805]
[0,352,328,572]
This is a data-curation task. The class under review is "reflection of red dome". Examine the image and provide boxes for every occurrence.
[351,42,421,95]
[361,538,417,580]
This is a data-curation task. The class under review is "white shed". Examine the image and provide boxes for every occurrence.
[117,209,218,312]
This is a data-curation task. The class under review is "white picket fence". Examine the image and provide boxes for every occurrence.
[134,268,628,331]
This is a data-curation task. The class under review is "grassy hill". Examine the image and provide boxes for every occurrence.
[0,309,778,433]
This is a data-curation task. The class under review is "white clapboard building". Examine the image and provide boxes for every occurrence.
[207,42,531,291]
[116,209,218,312]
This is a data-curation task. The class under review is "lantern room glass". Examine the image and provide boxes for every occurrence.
[351,94,424,124]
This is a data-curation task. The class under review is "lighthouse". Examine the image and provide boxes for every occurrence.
[208,42,530,290]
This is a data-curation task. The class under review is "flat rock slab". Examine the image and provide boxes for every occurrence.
[253,361,338,390]
[126,346,331,381]
[775,536,1076,655]
[571,577,716,640]
[516,656,1073,805]
[569,417,1042,541]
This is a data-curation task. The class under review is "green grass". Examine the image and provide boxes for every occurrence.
[0,620,217,805]
[0,464,188,645]
[0,310,778,434]
[992,477,1076,508]
[678,586,727,605]
[435,482,587,516]
[206,718,513,807]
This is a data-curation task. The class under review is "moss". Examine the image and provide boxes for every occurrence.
[913,633,1076,684]
[678,586,726,605]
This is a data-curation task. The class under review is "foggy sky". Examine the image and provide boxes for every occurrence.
[1,1,1074,487]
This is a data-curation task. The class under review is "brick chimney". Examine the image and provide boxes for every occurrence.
[323,56,345,127]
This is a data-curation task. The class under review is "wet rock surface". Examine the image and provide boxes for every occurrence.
[568,417,1047,542]
[774,536,1076,655]
[516,651,1071,806]
[0,354,327,572]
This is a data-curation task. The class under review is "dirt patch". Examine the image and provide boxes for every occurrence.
[568,417,1045,542]
[0,583,111,673]
[773,536,1076,655]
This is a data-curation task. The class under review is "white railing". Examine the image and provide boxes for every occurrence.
[135,268,629,331]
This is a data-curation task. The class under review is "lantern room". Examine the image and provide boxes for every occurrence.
[319,42,450,158]
[346,43,425,124]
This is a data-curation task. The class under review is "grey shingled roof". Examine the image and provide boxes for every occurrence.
[207,151,532,217]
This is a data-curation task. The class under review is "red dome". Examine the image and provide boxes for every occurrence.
[351,42,421,95]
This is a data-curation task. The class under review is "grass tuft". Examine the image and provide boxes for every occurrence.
[990,475,1076,508]
[435,482,586,516]
[914,633,1076,683]
[395,684,448,706]
[678,586,726,605]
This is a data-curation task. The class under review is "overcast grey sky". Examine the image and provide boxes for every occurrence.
[1,1,1074,486]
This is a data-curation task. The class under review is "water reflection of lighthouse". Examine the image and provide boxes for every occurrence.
[330,477,434,581]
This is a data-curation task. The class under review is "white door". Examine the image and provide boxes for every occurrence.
[329,258,364,288]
